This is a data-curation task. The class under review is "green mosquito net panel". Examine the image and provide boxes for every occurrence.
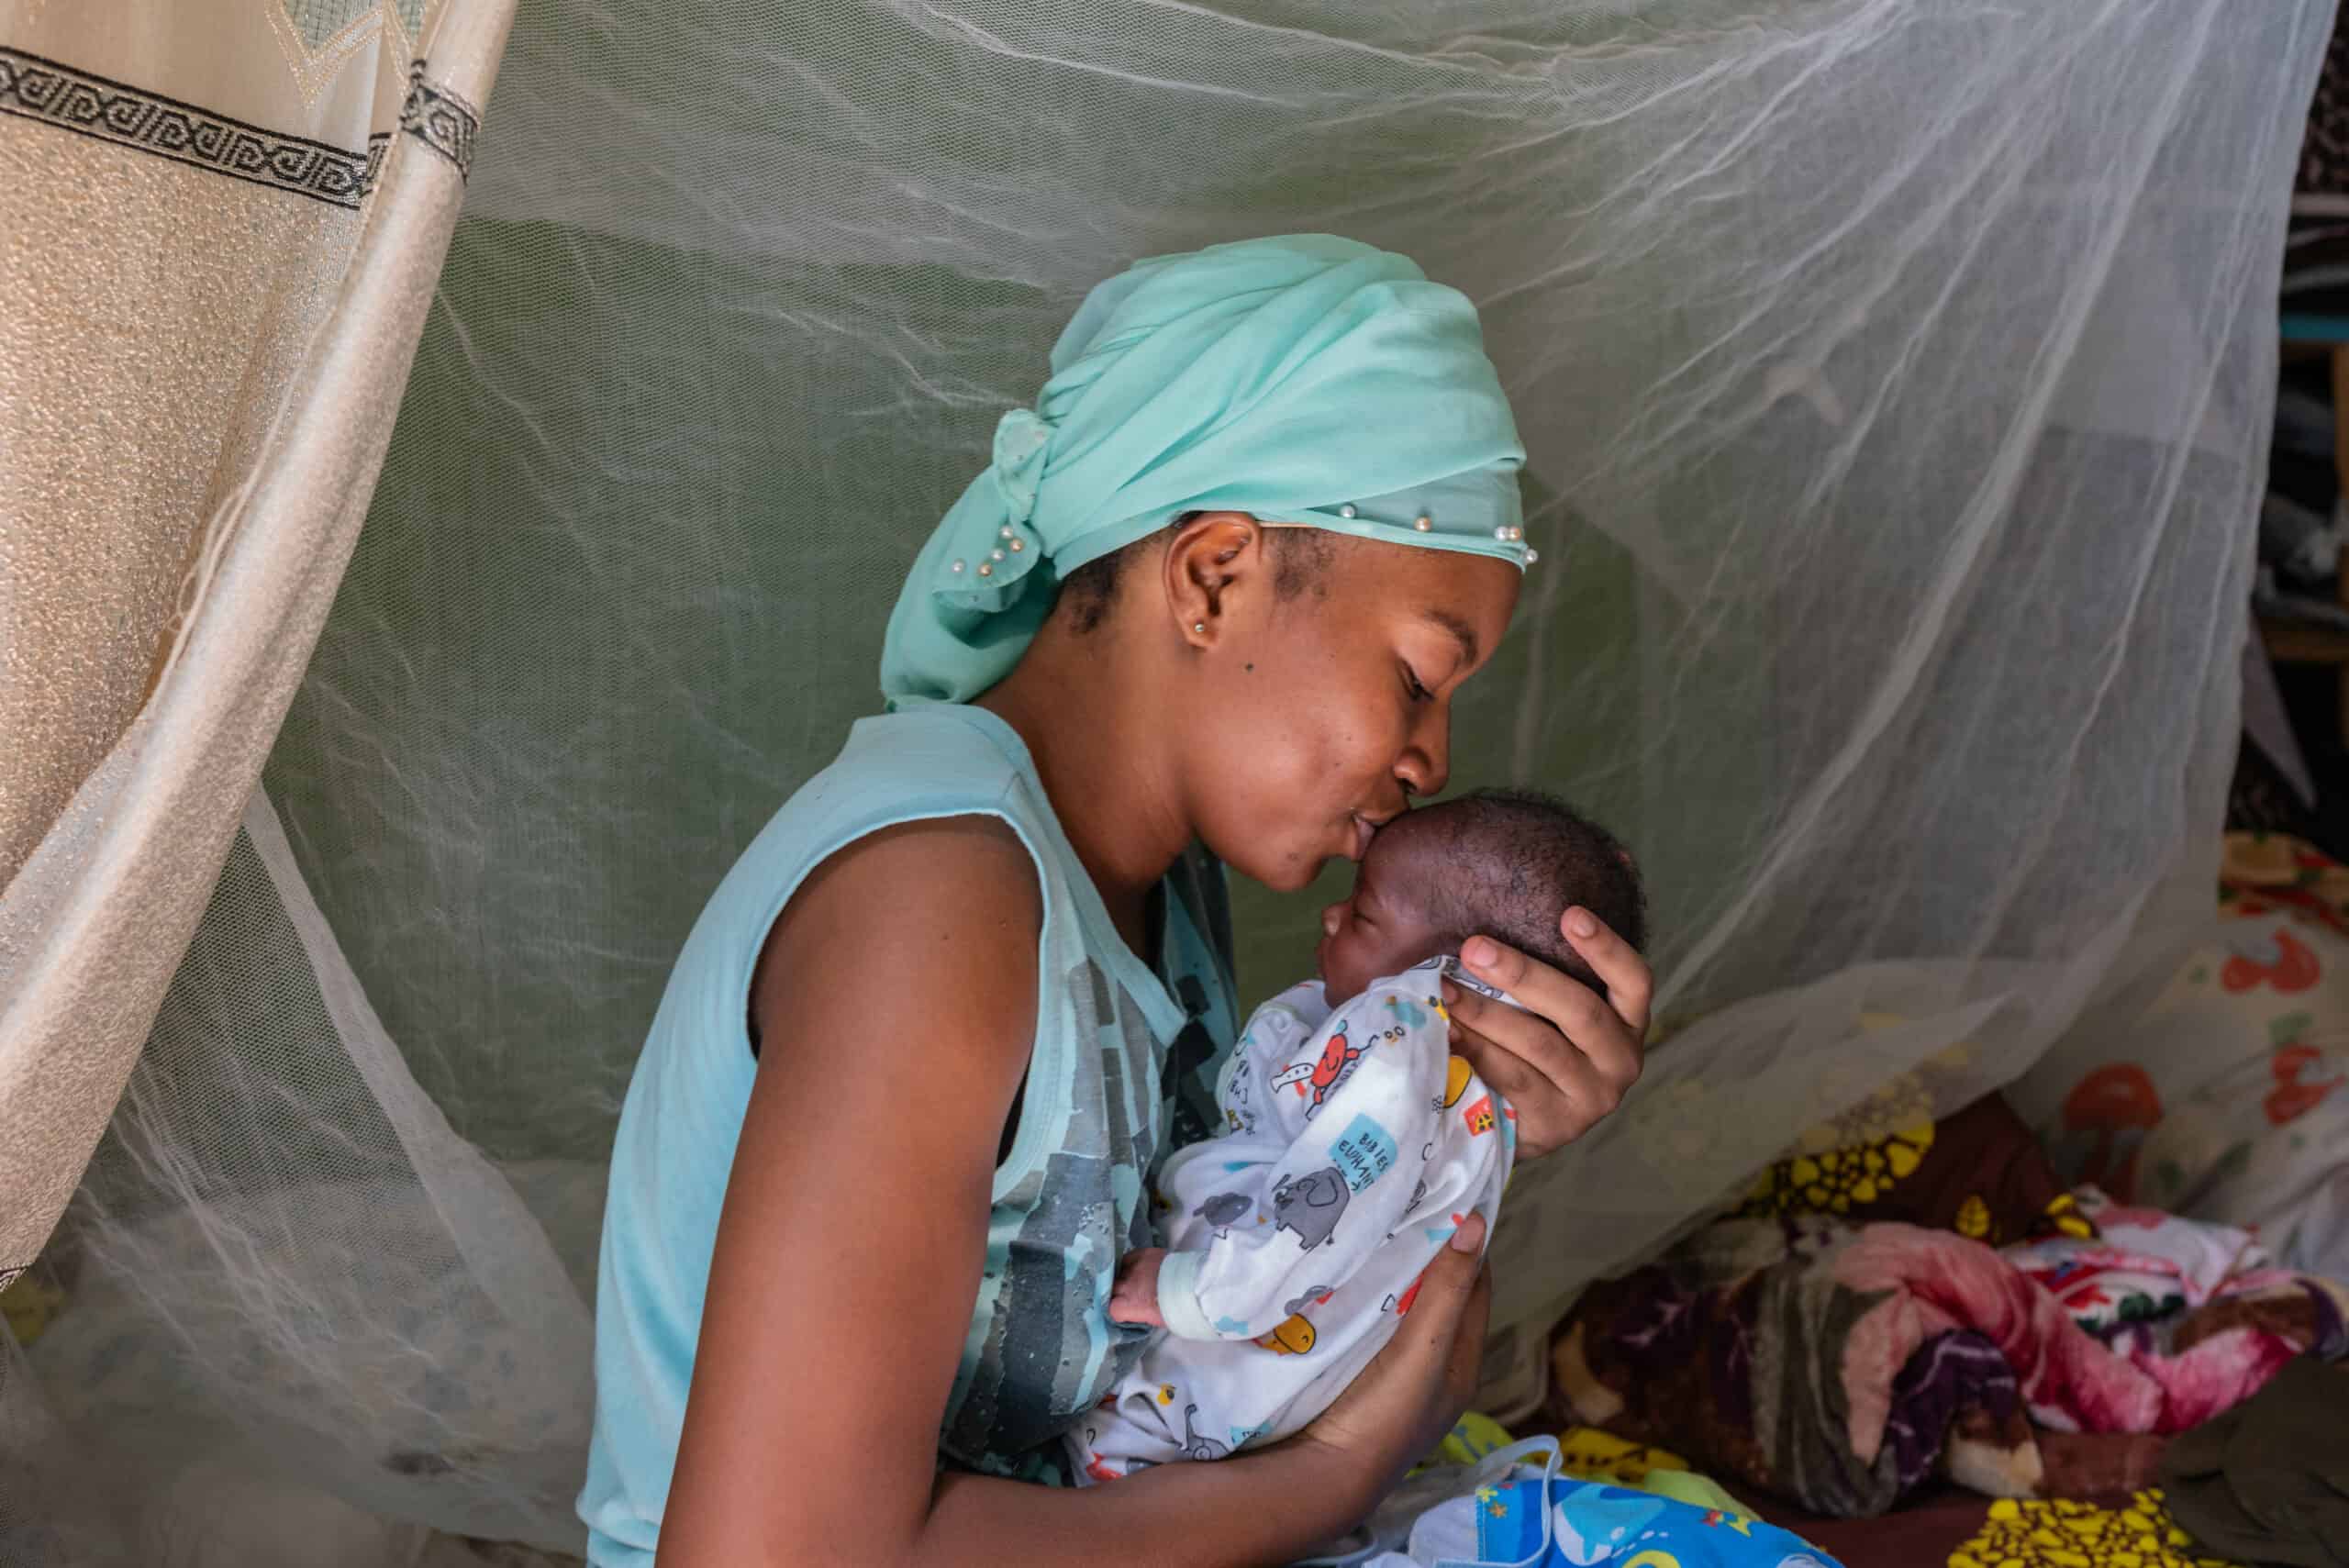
[4,0,2331,1561]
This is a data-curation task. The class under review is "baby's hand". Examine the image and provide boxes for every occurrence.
[1109,1247,1167,1328]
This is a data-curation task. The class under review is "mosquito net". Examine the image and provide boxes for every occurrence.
[1,0,2332,1561]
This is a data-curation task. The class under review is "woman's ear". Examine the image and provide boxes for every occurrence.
[1161,512,1268,648]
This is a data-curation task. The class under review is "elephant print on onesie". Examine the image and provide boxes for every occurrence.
[1179,1403,1230,1460]
[1270,1166,1349,1251]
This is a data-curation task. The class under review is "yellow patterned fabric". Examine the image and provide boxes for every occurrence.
[1432,1410,1520,1468]
[1950,1493,2239,1568]
[1554,1424,1695,1485]
[1742,1118,1937,1216]
[1553,1426,1759,1518]
[2042,1192,2099,1240]
[1737,1087,2097,1246]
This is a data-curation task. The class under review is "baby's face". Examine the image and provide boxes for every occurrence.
[1316,823,1448,1006]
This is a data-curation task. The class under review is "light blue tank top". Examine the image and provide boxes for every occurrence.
[577,702,1239,1565]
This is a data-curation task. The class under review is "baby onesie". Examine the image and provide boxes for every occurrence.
[1066,957,1514,1480]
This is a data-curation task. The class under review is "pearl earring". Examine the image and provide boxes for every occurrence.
[1194,621,1207,634]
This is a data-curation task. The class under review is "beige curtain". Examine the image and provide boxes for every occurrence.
[0,0,514,1295]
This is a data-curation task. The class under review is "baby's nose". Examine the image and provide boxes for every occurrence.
[1320,902,1344,938]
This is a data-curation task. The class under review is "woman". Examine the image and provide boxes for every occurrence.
[578,236,1651,1567]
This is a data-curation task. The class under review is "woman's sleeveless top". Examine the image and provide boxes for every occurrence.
[578,702,1239,1565]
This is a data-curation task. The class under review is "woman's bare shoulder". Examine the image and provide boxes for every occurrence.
[751,812,1041,1082]
[667,815,1046,1561]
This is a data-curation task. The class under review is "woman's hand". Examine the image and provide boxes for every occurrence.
[1287,1213,1493,1513]
[1441,907,1651,1160]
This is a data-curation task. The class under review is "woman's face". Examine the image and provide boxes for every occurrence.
[1177,531,1520,893]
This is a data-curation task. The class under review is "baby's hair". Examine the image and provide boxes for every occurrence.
[1406,788,1646,990]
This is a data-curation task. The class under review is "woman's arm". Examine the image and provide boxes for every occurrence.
[1438,906,1653,1161]
[930,1211,1489,1565]
[658,817,1484,1568]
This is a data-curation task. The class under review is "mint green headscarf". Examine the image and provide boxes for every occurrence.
[880,234,1531,706]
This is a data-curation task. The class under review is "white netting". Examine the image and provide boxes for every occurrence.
[2,0,2331,1560]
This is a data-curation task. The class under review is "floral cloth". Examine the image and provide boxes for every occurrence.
[2015,832,2349,1280]
[2003,1188,2285,1332]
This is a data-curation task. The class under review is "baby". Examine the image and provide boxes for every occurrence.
[1067,788,1646,1482]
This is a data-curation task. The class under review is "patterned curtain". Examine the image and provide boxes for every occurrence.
[0,0,511,1312]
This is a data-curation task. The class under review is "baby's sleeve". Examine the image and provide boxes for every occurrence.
[1156,984,1448,1340]
[1213,983,1326,1140]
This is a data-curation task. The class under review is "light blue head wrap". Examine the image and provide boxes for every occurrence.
[880,234,1531,706]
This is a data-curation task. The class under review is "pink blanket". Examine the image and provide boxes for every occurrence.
[1553,1209,2346,1518]
[1836,1222,2318,1440]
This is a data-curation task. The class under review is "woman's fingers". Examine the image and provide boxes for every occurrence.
[1447,1255,1495,1407]
[1438,912,1654,1160]
[1368,1211,1486,1401]
[1445,1016,1610,1154]
[1444,973,1629,1105]
[1458,1258,1495,1398]
[1460,924,1646,1087]
[1464,917,1647,1040]
[1556,906,1653,1034]
[1414,1214,1492,1417]
[1389,1212,1483,1336]
[1446,995,1611,1115]
[1294,1211,1492,1496]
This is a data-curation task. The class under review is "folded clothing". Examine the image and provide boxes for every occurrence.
[2158,1356,2349,1568]
[2003,1186,2282,1331]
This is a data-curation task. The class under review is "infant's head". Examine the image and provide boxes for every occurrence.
[1315,788,1646,1006]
